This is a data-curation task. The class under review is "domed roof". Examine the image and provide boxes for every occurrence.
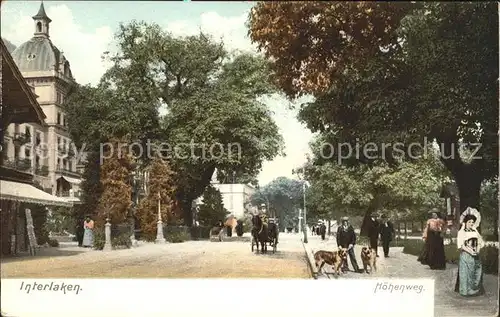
[11,37,61,73]
[9,2,74,80]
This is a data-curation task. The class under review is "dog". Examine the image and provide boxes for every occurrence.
[360,246,377,274]
[314,248,348,276]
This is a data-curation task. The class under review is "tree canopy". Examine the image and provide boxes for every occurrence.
[65,21,285,226]
[197,186,229,227]
[249,2,498,212]
[250,177,305,230]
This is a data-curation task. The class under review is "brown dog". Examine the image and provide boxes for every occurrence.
[360,247,377,274]
[314,248,348,276]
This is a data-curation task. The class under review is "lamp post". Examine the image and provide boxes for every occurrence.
[302,181,308,243]
[155,192,166,244]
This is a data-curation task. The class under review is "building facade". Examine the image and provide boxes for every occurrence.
[195,169,258,219]
[3,3,82,203]
[1,36,72,256]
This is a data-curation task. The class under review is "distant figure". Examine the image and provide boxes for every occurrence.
[379,214,395,257]
[311,225,316,236]
[454,210,485,296]
[319,222,327,240]
[419,210,446,270]
[336,217,361,273]
[82,216,94,248]
[76,217,84,247]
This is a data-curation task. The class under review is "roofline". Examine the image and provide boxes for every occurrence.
[1,39,47,126]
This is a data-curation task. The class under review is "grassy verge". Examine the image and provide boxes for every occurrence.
[402,239,498,275]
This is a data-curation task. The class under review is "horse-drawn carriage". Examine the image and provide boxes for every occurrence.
[251,216,279,253]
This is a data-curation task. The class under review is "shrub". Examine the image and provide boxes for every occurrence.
[112,233,132,249]
[402,239,498,274]
[166,231,190,243]
[93,230,105,250]
[48,239,59,247]
[190,226,211,240]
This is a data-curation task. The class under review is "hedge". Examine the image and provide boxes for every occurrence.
[402,239,498,275]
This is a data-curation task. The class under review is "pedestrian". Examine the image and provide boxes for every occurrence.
[336,217,362,273]
[379,214,395,257]
[361,212,380,257]
[420,209,446,270]
[454,208,485,296]
[75,217,84,247]
[82,215,94,248]
[311,225,316,236]
[319,222,327,240]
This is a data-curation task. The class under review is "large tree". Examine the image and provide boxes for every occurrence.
[101,21,284,225]
[300,135,448,222]
[249,2,498,213]
[250,177,304,231]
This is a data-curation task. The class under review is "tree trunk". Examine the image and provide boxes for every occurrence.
[437,133,483,228]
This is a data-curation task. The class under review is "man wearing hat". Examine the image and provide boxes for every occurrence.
[361,212,380,257]
[336,216,362,273]
[379,214,395,257]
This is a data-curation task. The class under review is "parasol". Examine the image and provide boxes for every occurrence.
[459,207,481,229]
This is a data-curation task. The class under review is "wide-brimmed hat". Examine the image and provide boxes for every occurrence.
[341,216,349,221]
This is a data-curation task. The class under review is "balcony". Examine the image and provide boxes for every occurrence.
[57,190,82,198]
[3,158,32,172]
[12,132,31,146]
[57,145,67,154]
[35,165,49,176]
[55,167,81,178]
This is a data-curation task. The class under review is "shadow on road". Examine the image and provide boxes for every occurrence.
[1,248,87,264]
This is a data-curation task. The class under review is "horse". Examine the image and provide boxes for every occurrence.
[251,215,269,253]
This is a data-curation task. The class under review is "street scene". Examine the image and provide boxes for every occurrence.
[0,1,498,317]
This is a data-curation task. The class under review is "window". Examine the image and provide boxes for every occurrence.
[36,132,41,146]
[69,160,73,171]
[57,158,61,169]
[63,158,68,169]
[57,112,61,125]
[24,148,31,158]
[36,156,40,167]
[56,92,63,105]
[25,126,31,137]
[36,22,42,33]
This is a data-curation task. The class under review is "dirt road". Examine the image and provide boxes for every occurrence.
[1,233,310,278]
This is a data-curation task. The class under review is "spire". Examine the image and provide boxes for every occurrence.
[33,1,51,37]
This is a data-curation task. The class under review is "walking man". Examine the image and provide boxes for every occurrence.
[336,217,362,273]
[379,214,395,257]
[319,222,327,240]
[361,212,380,257]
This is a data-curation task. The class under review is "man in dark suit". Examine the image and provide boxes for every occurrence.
[379,214,395,257]
[319,222,327,240]
[336,217,361,273]
[361,212,380,257]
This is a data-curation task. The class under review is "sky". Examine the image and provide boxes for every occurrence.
[1,1,314,186]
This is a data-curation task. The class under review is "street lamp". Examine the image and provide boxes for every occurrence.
[155,192,166,244]
[302,180,309,243]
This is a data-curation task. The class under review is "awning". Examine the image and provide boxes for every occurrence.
[0,180,73,207]
[60,176,82,185]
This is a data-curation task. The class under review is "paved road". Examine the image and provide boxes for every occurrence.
[306,235,498,317]
[1,233,310,278]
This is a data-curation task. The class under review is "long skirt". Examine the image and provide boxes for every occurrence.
[454,251,485,296]
[426,230,446,269]
[82,228,94,247]
[417,239,429,265]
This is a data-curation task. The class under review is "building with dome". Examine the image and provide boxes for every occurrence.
[3,3,82,203]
